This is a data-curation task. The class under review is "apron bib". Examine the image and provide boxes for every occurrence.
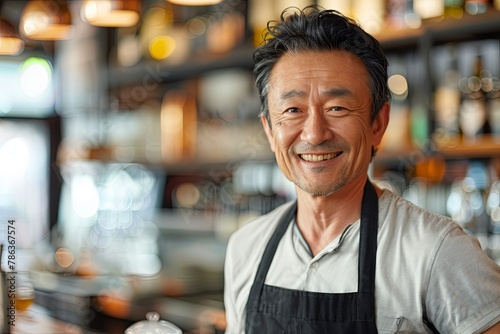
[245,180,379,333]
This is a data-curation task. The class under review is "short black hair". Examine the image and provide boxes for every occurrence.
[253,6,390,126]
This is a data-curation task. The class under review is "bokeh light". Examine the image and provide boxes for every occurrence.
[388,74,408,98]
[19,57,52,98]
[0,138,30,177]
[148,35,176,60]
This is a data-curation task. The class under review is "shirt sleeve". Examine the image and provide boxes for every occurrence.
[425,226,500,334]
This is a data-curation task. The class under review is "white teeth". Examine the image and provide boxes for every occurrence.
[301,152,340,162]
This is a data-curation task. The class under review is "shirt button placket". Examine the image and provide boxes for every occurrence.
[304,261,318,288]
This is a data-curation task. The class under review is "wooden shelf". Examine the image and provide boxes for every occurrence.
[376,9,500,49]
[424,9,500,43]
[108,10,500,88]
[376,25,424,50]
[108,43,255,88]
[105,8,500,170]
[373,134,500,166]
[434,135,500,159]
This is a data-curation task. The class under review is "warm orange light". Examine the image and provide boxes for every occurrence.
[161,90,197,162]
[19,0,73,40]
[54,247,75,268]
[81,0,140,27]
[96,293,131,318]
[0,18,24,55]
[206,12,245,54]
[148,35,176,59]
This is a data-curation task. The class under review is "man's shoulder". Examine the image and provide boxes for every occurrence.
[378,189,461,239]
[225,201,296,285]
[228,201,295,247]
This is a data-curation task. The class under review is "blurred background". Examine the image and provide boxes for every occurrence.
[0,0,499,333]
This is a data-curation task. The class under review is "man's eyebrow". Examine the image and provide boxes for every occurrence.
[321,87,354,98]
[279,90,307,101]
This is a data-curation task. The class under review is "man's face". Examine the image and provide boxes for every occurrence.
[262,51,389,197]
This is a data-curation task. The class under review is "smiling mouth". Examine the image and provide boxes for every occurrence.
[300,152,342,162]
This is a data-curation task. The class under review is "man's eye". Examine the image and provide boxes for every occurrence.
[285,108,300,113]
[328,106,347,112]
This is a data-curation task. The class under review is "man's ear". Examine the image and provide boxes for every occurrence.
[261,114,276,152]
[371,102,390,148]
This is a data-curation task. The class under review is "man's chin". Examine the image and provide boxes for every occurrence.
[295,182,342,197]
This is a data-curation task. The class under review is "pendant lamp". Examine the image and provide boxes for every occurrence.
[0,18,25,55]
[19,0,73,40]
[166,0,224,5]
[81,0,140,27]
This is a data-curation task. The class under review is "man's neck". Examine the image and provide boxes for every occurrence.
[295,178,380,256]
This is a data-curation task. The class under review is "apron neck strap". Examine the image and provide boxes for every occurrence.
[247,178,379,311]
[358,179,379,294]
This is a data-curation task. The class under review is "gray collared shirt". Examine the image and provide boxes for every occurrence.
[224,189,500,333]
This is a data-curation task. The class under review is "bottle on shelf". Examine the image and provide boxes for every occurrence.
[413,0,445,20]
[161,89,197,163]
[464,0,489,15]
[386,0,421,29]
[380,55,413,152]
[466,161,491,250]
[444,0,465,18]
[488,77,500,140]
[433,44,461,146]
[350,0,386,34]
[459,51,490,143]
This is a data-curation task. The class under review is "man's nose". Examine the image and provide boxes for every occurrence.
[300,110,334,145]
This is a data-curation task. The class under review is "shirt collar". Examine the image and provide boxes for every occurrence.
[292,218,358,260]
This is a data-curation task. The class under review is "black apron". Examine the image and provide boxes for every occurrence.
[245,180,379,333]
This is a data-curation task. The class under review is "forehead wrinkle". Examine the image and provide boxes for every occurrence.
[276,87,355,105]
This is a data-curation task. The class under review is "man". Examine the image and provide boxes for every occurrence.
[223,6,500,334]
